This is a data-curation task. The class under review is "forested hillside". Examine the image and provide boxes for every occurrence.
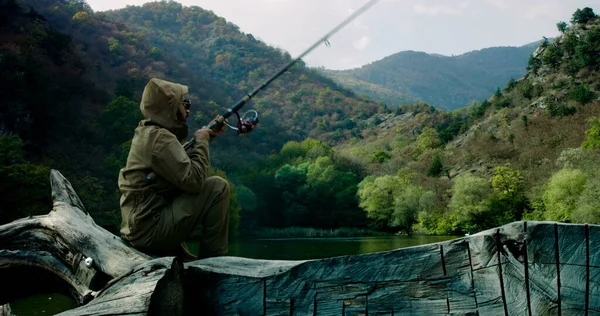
[1,0,599,238]
[320,42,540,110]
[0,0,383,233]
[331,7,600,235]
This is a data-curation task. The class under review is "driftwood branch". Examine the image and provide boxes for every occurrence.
[0,169,599,315]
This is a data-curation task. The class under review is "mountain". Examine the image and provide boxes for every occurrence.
[331,11,600,234]
[319,42,542,110]
[0,0,382,230]
[2,0,599,238]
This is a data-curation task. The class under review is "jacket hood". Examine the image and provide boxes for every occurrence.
[140,78,189,140]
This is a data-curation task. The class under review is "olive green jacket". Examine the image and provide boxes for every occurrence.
[118,78,210,243]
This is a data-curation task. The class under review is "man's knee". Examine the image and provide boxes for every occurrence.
[206,176,230,198]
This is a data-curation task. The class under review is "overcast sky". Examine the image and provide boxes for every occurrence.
[85,0,600,70]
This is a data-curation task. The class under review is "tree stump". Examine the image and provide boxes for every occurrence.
[0,169,598,315]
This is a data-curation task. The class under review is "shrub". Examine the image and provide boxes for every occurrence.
[504,78,517,92]
[527,55,542,74]
[568,84,595,105]
[495,98,512,109]
[521,81,534,99]
[549,104,577,117]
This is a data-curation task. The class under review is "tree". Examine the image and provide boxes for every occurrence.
[489,165,528,224]
[389,185,431,232]
[490,165,524,200]
[98,96,143,147]
[556,21,568,33]
[571,7,597,24]
[542,168,587,222]
[427,154,447,178]
[358,170,431,233]
[0,134,51,224]
[541,44,563,69]
[72,11,92,28]
[358,175,403,230]
[448,173,492,233]
[494,87,503,99]
[504,78,517,92]
[416,127,439,154]
[372,150,391,163]
[582,117,600,149]
[571,177,600,224]
[568,84,595,105]
[526,55,542,74]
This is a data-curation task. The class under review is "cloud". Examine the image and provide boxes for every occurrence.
[353,36,370,50]
[412,3,468,16]
[483,0,509,11]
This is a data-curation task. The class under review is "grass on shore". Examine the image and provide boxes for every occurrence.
[248,227,390,238]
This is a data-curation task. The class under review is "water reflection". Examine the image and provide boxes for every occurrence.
[9,293,76,316]
[189,235,458,260]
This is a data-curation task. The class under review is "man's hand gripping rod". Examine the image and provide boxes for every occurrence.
[146,0,381,181]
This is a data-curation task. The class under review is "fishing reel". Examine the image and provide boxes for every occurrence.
[225,109,259,135]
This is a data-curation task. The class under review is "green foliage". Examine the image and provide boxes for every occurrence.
[557,21,568,33]
[448,173,492,233]
[582,117,600,149]
[99,96,143,146]
[71,11,92,28]
[149,47,163,59]
[549,104,577,117]
[357,171,430,233]
[520,81,534,99]
[107,37,121,54]
[495,98,512,109]
[571,27,600,71]
[427,154,445,177]
[469,100,491,119]
[571,177,600,224]
[104,140,132,176]
[541,44,563,69]
[490,164,524,200]
[371,150,391,163]
[273,156,364,228]
[568,84,595,105]
[416,127,439,153]
[562,32,579,56]
[0,134,51,223]
[437,115,467,144]
[494,87,503,99]
[527,55,542,74]
[571,7,597,24]
[542,168,587,222]
[521,115,528,128]
[489,165,528,221]
[504,78,517,92]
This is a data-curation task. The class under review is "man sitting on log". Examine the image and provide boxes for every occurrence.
[118,78,230,261]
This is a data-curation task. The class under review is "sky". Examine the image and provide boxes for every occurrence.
[85,0,600,70]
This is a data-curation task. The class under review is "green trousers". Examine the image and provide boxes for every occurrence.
[131,176,230,258]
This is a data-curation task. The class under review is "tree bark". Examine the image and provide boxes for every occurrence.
[0,169,598,315]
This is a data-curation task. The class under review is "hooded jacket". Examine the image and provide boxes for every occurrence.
[118,78,210,243]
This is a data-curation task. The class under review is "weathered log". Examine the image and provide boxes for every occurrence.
[0,170,181,314]
[0,303,12,316]
[1,169,599,315]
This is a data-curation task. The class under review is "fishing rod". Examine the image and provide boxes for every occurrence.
[147,0,381,181]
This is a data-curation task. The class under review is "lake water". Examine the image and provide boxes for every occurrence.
[8,235,457,315]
